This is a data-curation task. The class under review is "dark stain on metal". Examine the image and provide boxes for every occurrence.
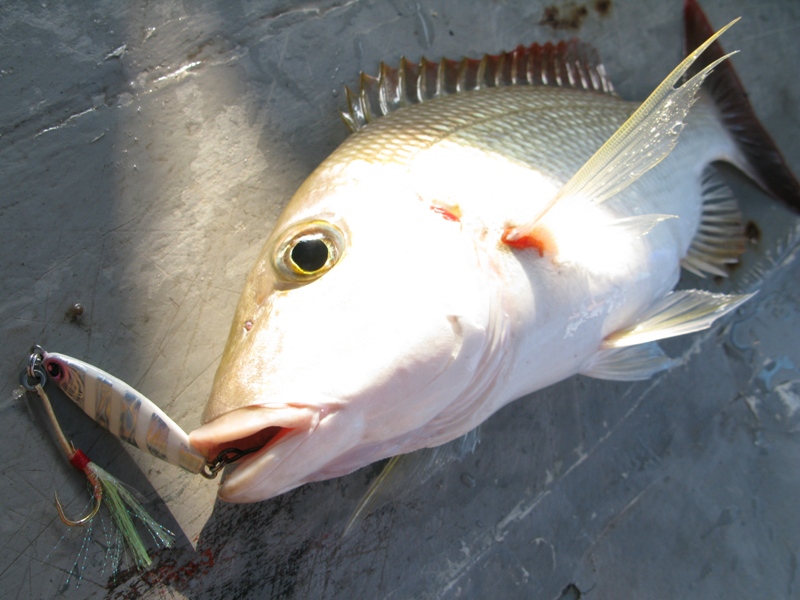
[593,0,612,17]
[540,1,611,30]
[745,220,761,245]
[540,3,589,30]
[65,302,85,322]
[559,582,582,599]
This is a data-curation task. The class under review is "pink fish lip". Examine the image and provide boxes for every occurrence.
[189,404,321,495]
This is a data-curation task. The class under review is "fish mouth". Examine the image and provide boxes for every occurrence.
[189,404,321,502]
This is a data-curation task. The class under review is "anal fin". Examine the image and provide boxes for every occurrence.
[603,289,755,348]
[581,343,675,381]
[681,165,746,277]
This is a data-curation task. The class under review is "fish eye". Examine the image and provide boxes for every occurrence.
[273,220,346,282]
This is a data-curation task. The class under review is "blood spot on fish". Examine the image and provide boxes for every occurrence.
[501,225,557,257]
[430,204,461,222]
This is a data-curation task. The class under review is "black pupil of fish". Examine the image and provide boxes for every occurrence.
[291,238,329,272]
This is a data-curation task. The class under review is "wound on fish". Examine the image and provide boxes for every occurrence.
[430,204,461,222]
[501,224,557,257]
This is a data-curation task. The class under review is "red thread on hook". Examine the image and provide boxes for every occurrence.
[69,449,91,471]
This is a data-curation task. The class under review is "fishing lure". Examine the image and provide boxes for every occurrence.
[19,346,257,568]
[40,350,207,475]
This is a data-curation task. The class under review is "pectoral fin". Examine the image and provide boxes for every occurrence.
[603,289,754,348]
[581,343,675,381]
[504,17,739,246]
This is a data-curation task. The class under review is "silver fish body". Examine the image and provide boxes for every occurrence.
[190,10,796,502]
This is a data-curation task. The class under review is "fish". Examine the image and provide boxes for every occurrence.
[189,0,800,503]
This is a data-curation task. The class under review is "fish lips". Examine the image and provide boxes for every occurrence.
[189,401,354,502]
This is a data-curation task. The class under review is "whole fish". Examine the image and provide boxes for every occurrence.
[190,1,800,503]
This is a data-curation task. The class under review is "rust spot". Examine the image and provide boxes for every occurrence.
[745,220,761,245]
[540,3,589,30]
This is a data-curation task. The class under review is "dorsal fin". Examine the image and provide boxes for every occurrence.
[339,40,616,133]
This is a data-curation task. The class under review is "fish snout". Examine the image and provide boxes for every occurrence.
[189,398,358,502]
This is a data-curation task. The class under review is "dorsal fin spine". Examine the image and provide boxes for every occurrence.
[435,58,446,98]
[417,57,428,101]
[397,58,408,108]
[510,46,520,85]
[377,63,389,115]
[339,40,618,132]
[476,55,487,90]
[456,58,467,93]
[359,73,374,124]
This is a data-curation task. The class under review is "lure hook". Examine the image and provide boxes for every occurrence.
[21,346,106,526]
[201,446,261,479]
[54,470,103,526]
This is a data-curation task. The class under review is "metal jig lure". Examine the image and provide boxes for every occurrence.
[20,346,176,569]
[19,344,263,563]
[34,348,257,479]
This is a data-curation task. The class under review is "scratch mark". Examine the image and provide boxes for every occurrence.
[34,107,98,138]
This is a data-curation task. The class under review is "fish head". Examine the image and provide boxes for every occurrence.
[190,160,494,502]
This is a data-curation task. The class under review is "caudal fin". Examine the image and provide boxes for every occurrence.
[684,0,800,212]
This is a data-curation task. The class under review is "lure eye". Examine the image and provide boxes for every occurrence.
[273,220,346,282]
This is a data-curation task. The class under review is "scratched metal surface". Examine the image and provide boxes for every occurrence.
[1,0,799,598]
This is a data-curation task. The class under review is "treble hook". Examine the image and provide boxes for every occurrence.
[54,468,103,526]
